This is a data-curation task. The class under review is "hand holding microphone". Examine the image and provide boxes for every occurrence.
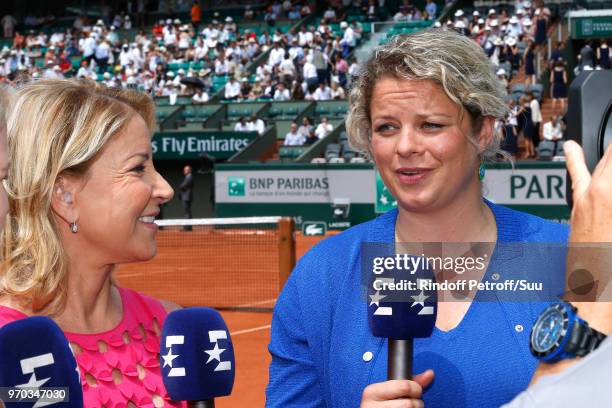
[160,308,235,408]
[0,316,83,407]
[362,253,438,406]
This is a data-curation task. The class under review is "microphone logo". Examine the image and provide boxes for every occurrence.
[204,330,231,372]
[370,278,435,316]
[162,335,186,377]
[15,353,54,408]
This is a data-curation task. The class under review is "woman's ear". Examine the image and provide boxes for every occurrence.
[477,116,496,153]
[50,177,79,225]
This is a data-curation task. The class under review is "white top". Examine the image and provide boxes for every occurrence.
[248,119,266,135]
[234,122,250,132]
[224,81,241,99]
[542,121,563,141]
[284,131,305,146]
[303,62,318,79]
[192,92,209,104]
[273,88,291,101]
[315,123,334,139]
[313,86,332,101]
[530,99,542,123]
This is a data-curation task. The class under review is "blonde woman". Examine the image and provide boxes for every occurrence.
[0,79,185,407]
[266,29,569,407]
[0,88,9,228]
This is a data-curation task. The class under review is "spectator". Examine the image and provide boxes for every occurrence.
[273,82,291,101]
[523,39,536,86]
[291,80,305,100]
[496,68,509,90]
[298,116,314,139]
[284,122,305,146]
[597,39,610,69]
[303,54,319,91]
[578,42,595,70]
[542,114,564,155]
[330,81,346,100]
[518,95,537,158]
[224,76,241,100]
[179,165,194,230]
[312,82,332,101]
[239,78,252,100]
[550,41,563,68]
[76,60,93,78]
[550,59,568,112]
[192,88,209,104]
[315,117,334,139]
[304,129,318,145]
[1,14,17,38]
[234,116,250,132]
[247,114,266,135]
[191,1,201,30]
[425,0,437,20]
[528,91,542,145]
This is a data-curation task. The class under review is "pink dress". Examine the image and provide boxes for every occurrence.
[0,287,187,408]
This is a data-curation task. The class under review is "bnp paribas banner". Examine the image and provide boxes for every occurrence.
[152,131,258,160]
[216,166,375,204]
[375,163,570,222]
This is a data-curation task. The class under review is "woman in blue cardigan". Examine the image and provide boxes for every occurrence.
[266,29,569,407]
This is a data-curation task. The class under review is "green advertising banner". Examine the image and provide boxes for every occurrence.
[152,131,258,160]
[569,10,612,39]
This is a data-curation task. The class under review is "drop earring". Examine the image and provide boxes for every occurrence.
[70,221,78,233]
[478,162,486,181]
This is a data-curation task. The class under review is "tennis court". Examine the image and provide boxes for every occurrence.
[114,221,335,407]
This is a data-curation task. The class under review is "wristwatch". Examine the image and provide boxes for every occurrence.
[530,301,607,362]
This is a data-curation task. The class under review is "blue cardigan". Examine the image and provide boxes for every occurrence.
[266,201,569,408]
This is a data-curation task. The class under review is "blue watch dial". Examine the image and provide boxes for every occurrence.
[532,308,564,353]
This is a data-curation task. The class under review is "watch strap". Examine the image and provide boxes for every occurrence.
[574,324,607,357]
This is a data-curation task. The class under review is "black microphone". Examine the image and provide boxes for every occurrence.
[160,308,235,408]
[367,254,437,380]
[0,316,84,407]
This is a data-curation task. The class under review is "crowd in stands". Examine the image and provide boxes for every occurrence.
[0,0,372,105]
[441,0,564,159]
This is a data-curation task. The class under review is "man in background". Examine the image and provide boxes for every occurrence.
[179,165,194,231]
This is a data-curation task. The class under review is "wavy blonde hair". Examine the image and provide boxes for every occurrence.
[1,79,155,314]
[346,28,509,161]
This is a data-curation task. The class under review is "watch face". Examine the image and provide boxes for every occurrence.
[532,308,565,353]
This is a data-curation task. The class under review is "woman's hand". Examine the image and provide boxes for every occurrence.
[360,370,434,408]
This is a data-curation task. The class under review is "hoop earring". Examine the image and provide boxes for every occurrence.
[70,221,78,234]
[478,163,486,181]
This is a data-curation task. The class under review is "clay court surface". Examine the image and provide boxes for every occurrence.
[114,228,336,407]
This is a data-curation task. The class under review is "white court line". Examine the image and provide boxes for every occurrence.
[231,324,271,336]
[235,298,277,308]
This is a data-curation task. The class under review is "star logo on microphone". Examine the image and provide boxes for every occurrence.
[411,288,434,315]
[204,330,232,372]
[163,335,186,377]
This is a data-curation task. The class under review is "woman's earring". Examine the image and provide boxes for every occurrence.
[478,163,486,181]
[70,221,78,233]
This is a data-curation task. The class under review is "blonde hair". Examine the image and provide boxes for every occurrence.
[0,86,10,129]
[346,29,509,161]
[1,79,155,314]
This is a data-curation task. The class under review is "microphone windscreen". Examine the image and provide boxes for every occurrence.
[367,254,437,339]
[0,316,84,407]
[160,308,235,402]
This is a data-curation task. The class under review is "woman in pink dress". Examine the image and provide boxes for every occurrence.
[0,79,186,407]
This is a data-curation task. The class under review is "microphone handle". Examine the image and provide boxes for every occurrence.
[388,339,413,380]
[189,400,214,408]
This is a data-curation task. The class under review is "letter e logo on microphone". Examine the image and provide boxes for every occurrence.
[162,335,186,377]
[16,353,54,408]
[204,330,232,372]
